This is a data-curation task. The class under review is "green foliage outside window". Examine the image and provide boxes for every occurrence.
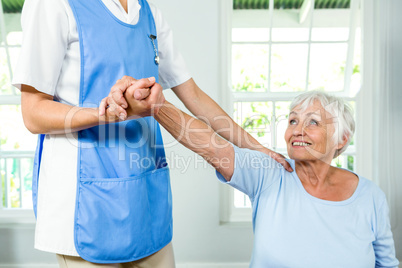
[1,168,5,207]
[1,158,33,208]
[234,73,266,92]
[241,102,271,138]
[0,55,12,95]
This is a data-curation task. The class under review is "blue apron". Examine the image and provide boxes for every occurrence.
[32,0,172,263]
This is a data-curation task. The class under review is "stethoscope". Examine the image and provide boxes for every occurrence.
[149,34,159,65]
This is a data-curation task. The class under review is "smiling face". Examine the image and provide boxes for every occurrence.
[285,100,344,163]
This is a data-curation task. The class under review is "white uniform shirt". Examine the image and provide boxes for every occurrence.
[12,0,191,256]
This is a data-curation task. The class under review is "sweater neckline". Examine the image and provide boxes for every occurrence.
[288,159,363,206]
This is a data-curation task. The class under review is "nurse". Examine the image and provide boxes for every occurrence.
[14,0,292,267]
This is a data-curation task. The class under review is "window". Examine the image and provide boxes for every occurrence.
[221,0,362,223]
[0,2,36,223]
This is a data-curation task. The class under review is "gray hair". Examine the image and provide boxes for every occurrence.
[289,91,355,158]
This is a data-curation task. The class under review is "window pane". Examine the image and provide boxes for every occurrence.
[274,101,291,149]
[0,48,13,95]
[234,189,251,208]
[9,47,21,80]
[232,44,269,92]
[347,155,355,171]
[271,44,308,92]
[272,28,310,42]
[272,8,311,42]
[308,43,347,92]
[6,31,22,46]
[347,100,356,146]
[311,9,352,41]
[1,14,22,96]
[0,157,33,209]
[311,28,349,41]
[232,28,270,42]
[20,158,33,209]
[350,28,361,97]
[234,102,273,147]
[2,14,22,38]
[1,158,5,208]
[332,154,355,172]
[0,105,37,151]
[8,158,20,208]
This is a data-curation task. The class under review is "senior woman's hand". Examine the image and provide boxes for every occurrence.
[123,78,165,119]
[99,76,156,120]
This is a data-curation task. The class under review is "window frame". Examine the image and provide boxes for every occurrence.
[220,0,363,224]
[0,8,36,225]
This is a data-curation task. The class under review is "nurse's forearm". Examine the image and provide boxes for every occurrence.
[173,80,264,151]
[21,85,115,134]
[25,101,110,135]
[154,101,234,180]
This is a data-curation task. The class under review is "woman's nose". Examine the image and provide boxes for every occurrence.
[292,123,304,136]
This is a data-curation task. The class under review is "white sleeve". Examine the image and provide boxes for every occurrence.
[12,0,69,96]
[149,3,192,90]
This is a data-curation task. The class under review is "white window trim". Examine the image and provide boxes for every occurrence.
[0,8,35,225]
[220,0,365,224]
[219,0,236,225]
[355,0,374,182]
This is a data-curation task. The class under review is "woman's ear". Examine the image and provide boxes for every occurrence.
[337,134,349,150]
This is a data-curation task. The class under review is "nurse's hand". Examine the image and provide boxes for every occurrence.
[124,78,165,119]
[99,76,152,121]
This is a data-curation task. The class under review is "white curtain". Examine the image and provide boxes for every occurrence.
[357,0,402,259]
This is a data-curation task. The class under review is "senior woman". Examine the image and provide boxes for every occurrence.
[127,86,399,267]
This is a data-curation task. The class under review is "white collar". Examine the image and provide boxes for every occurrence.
[109,0,142,24]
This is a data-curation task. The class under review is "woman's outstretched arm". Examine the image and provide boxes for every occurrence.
[154,101,235,181]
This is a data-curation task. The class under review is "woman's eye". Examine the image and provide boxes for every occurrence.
[309,119,318,125]
[289,119,297,125]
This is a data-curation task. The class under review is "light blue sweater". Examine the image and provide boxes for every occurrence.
[217,146,399,268]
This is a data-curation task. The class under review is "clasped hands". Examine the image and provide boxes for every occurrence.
[98,76,292,172]
[99,76,164,122]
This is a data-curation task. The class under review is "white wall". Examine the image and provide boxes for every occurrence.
[357,0,402,262]
[0,0,254,266]
[379,0,402,261]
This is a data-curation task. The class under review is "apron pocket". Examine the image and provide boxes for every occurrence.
[74,167,172,263]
